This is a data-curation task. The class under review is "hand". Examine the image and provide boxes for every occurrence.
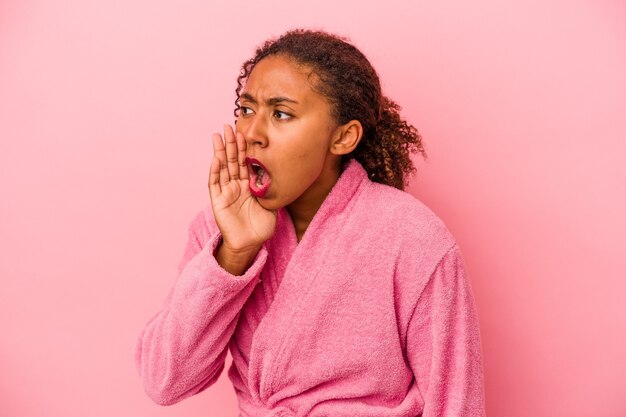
[208,124,277,254]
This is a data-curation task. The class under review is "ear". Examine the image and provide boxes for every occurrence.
[330,120,363,156]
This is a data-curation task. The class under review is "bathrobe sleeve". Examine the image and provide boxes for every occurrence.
[406,244,486,417]
[134,210,268,406]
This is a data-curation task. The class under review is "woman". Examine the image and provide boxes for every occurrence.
[135,29,485,416]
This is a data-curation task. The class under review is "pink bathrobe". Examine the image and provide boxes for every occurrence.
[135,159,485,416]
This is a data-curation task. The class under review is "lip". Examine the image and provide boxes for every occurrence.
[245,156,271,198]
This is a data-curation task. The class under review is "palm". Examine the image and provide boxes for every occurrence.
[212,177,276,247]
[208,125,277,250]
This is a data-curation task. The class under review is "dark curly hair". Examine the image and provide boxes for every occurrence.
[234,29,426,190]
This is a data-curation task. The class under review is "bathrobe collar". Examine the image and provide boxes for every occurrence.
[249,159,371,404]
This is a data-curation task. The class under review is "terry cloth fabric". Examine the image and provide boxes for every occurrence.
[135,159,486,416]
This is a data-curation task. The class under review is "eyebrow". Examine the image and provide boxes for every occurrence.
[240,92,299,106]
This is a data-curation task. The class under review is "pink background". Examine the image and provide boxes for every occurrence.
[1,1,625,416]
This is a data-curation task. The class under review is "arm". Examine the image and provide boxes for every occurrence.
[134,211,267,406]
[406,245,486,416]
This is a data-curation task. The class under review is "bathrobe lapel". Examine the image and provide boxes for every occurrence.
[247,160,367,405]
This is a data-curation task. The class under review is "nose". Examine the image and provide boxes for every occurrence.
[238,112,268,148]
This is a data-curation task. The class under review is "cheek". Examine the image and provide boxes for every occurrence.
[289,146,325,173]
[295,129,330,160]
[273,122,332,176]
[278,149,323,184]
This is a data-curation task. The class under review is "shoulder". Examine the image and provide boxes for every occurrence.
[347,180,467,336]
[355,183,468,337]
[355,180,457,259]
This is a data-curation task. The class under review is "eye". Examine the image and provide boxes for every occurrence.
[240,106,254,116]
[273,110,292,120]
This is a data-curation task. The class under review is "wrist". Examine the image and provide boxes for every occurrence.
[215,239,261,276]
[221,239,262,257]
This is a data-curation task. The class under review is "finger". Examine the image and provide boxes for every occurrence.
[236,131,249,181]
[212,133,229,186]
[224,125,240,180]
[208,156,221,200]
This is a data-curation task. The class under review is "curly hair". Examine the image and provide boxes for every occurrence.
[234,29,426,190]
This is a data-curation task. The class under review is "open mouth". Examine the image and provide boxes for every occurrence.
[245,157,271,198]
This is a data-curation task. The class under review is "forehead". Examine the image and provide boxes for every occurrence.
[243,55,324,104]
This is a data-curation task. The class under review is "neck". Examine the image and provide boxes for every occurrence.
[287,202,321,242]
[287,156,342,242]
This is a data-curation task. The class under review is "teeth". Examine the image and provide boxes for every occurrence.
[256,168,264,187]
[249,161,267,189]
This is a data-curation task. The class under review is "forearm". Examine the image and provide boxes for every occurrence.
[135,233,267,405]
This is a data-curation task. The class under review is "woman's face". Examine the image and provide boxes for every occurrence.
[236,54,342,211]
